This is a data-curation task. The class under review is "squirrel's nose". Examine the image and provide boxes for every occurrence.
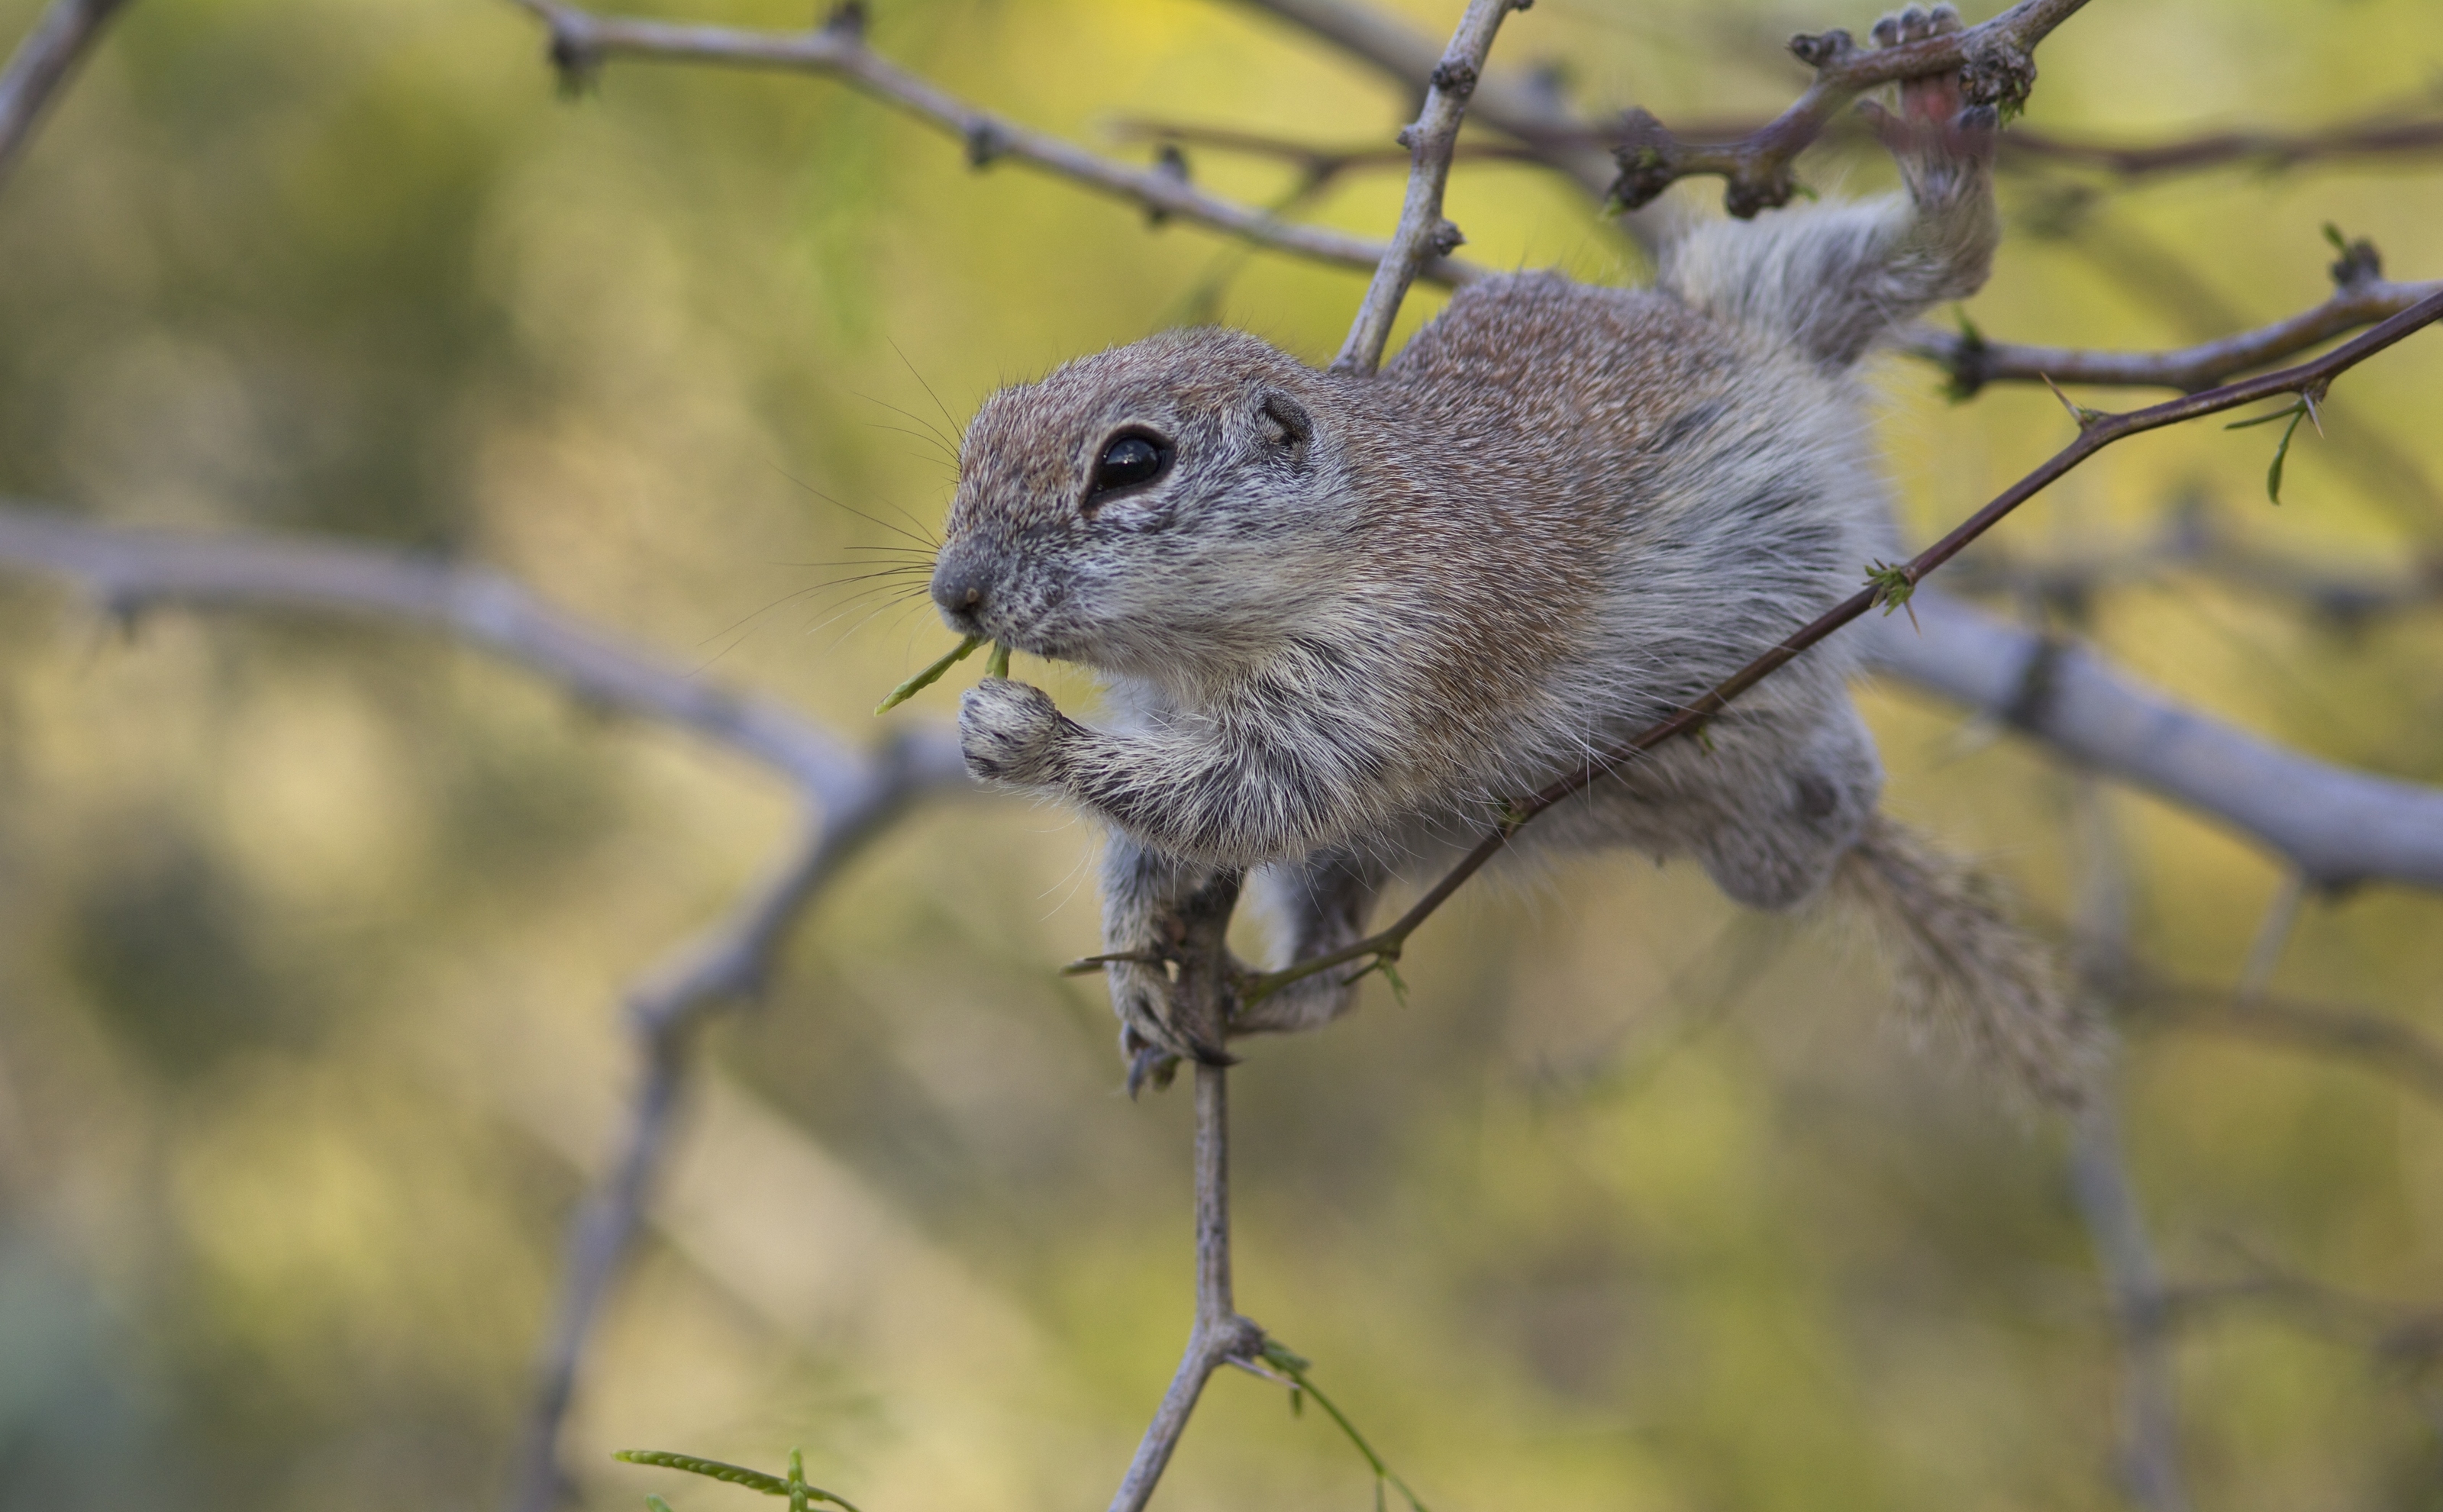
[929,557,991,623]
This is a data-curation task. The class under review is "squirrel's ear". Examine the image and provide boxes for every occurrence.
[1257,391,1312,450]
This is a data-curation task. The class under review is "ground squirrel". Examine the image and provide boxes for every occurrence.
[928,5,2097,1105]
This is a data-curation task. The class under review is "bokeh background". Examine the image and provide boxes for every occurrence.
[2,0,2441,1508]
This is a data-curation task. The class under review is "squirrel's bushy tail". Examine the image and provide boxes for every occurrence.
[1831,813,2103,1109]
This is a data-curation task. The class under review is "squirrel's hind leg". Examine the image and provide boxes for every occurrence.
[1578,697,1884,914]
[1655,2,1997,369]
[1686,700,1885,911]
[1236,846,1390,1036]
[1099,833,1236,1080]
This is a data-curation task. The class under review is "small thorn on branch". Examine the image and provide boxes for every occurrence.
[1866,559,1921,632]
[964,118,1005,169]
[2323,222,2383,289]
[546,24,602,96]
[2041,372,2112,430]
[819,0,866,38]
[1145,143,1189,227]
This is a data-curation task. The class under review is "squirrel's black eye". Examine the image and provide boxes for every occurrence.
[1090,434,1170,497]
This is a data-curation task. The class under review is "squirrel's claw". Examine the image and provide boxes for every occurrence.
[1111,958,1236,1094]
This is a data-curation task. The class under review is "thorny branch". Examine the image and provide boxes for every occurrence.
[1236,0,2443,195]
[503,0,1483,289]
[1121,105,2443,201]
[1333,0,1522,376]
[0,0,131,191]
[1105,869,1267,1512]
[1915,263,2443,395]
[1229,0,1621,205]
[1119,0,1530,1494]
[1241,290,2443,1004]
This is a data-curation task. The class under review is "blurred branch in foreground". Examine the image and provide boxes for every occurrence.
[0,0,131,190]
[1860,585,2443,891]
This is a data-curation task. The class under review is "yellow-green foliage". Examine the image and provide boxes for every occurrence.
[0,1,2439,1510]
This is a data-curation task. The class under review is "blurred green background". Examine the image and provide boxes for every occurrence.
[2,0,2441,1508]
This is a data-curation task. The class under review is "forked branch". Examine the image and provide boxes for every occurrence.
[506,748,953,1512]
[0,503,967,1512]
[1236,0,2441,211]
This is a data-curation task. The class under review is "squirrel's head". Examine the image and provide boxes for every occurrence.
[932,327,1355,681]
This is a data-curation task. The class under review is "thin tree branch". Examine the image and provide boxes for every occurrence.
[2005,112,2443,180]
[503,0,1481,289]
[1241,289,2443,1004]
[2070,1106,2193,1512]
[1940,498,2443,628]
[2128,981,2443,1109]
[0,0,129,192]
[1866,585,2443,890]
[1912,275,2443,395]
[1332,0,1521,375]
[0,502,875,795]
[1122,108,2443,196]
[1107,872,1264,1512]
[2154,1245,2443,1371]
[1112,118,1542,184]
[2058,771,2191,1512]
[1223,0,1618,204]
[1219,2,2443,208]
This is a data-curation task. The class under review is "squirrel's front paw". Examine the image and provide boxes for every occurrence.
[958,678,1068,787]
